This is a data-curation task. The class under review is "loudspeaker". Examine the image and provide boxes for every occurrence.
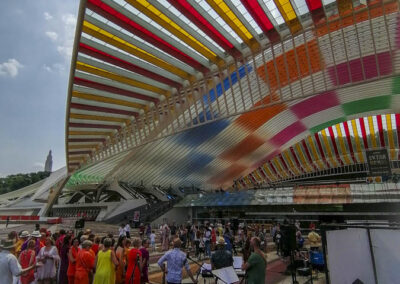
[282,224,297,252]
[75,218,85,229]
[232,218,239,231]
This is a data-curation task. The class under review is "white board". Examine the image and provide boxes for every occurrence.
[370,229,400,284]
[326,228,375,284]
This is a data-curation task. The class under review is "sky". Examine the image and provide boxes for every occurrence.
[0,0,80,176]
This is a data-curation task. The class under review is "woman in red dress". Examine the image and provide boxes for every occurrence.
[125,238,142,284]
[67,238,80,284]
[18,240,36,284]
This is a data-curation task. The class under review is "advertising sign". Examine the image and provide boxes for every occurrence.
[133,210,140,222]
[366,149,391,176]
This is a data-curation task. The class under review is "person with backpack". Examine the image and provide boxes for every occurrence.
[274,226,283,256]
[258,229,266,252]
[198,232,205,260]
[204,226,211,258]
[178,226,187,249]
[170,222,177,237]
[296,229,304,249]
[194,227,200,257]
[271,223,277,241]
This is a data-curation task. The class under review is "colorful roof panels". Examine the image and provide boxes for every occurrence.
[66,0,400,188]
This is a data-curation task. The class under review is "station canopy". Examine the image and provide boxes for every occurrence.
[65,0,400,189]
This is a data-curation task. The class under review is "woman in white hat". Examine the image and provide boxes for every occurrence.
[15,231,30,257]
[21,230,43,255]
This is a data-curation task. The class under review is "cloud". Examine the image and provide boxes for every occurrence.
[62,14,76,26]
[57,13,76,60]
[45,31,58,42]
[43,63,66,74]
[57,46,73,59]
[44,12,53,20]
[0,59,23,78]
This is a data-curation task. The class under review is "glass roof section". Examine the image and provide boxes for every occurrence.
[230,0,263,35]
[119,1,210,62]
[195,0,243,44]
[260,0,286,26]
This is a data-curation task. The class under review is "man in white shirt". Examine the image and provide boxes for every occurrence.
[124,223,131,238]
[0,239,36,284]
[119,224,126,237]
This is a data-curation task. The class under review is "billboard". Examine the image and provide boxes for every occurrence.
[293,184,352,204]
[366,149,391,176]
[133,210,140,222]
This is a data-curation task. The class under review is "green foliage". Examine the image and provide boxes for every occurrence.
[0,171,50,195]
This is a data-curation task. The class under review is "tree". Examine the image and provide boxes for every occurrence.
[0,171,50,194]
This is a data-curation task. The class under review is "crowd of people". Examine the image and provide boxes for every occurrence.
[157,221,270,259]
[0,226,151,284]
[0,219,320,284]
[156,221,268,283]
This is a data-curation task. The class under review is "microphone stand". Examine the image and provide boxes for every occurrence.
[129,254,141,284]
[186,254,229,284]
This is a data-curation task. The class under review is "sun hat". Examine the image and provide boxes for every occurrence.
[217,237,227,246]
[80,235,88,243]
[31,231,41,238]
[0,239,16,249]
[19,231,30,238]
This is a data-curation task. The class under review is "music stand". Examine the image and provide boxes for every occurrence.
[187,254,228,284]
[197,263,214,284]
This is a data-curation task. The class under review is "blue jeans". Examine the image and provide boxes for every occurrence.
[205,240,211,257]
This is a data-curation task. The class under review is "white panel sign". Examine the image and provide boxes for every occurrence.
[326,228,375,284]
[370,229,400,284]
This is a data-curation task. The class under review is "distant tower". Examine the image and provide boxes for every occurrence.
[44,150,53,172]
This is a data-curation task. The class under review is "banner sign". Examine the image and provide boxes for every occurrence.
[133,210,140,222]
[366,149,391,176]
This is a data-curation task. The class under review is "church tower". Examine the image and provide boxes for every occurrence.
[44,150,53,172]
